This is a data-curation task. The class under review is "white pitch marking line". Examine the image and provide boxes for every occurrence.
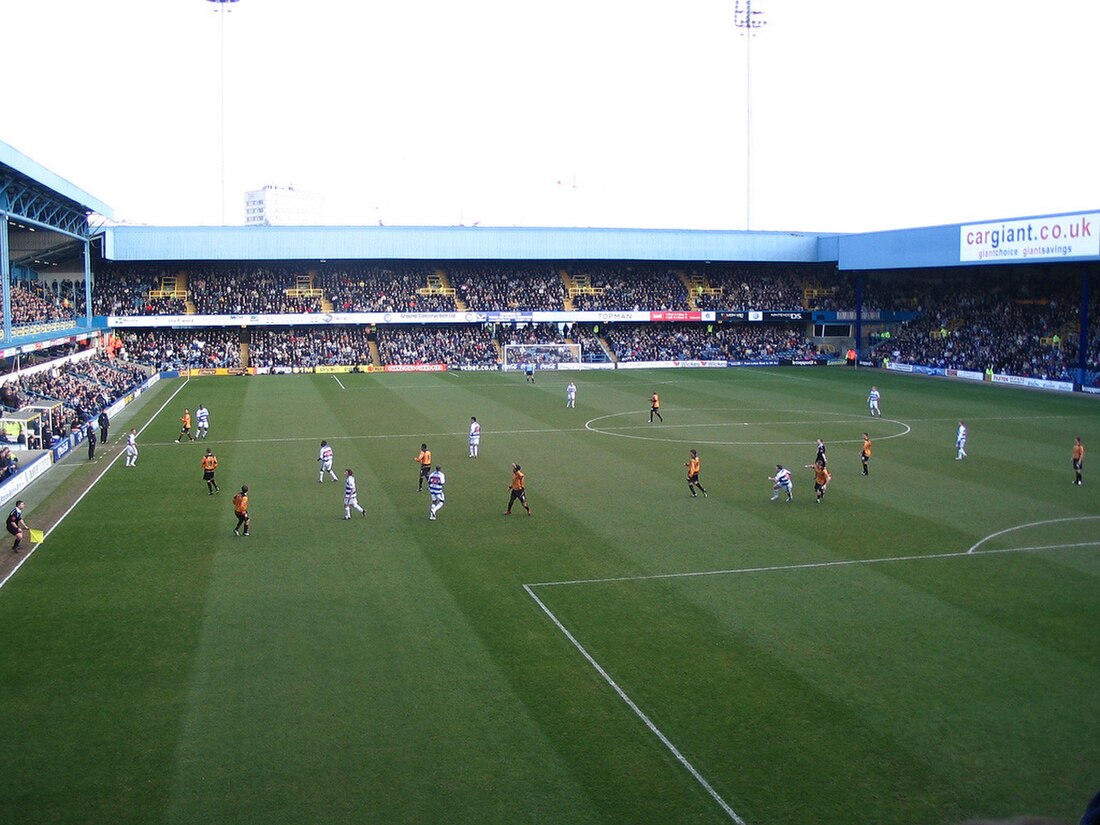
[966,515,1100,554]
[525,523,1099,821]
[332,375,346,390]
[0,378,192,591]
[528,537,1100,589]
[523,584,746,825]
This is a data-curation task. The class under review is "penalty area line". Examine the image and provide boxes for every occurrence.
[523,584,746,824]
[332,375,346,390]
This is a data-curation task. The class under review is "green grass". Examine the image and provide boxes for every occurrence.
[1,367,1097,824]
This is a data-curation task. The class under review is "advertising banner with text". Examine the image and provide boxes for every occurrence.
[960,212,1100,262]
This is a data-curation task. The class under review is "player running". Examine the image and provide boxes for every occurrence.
[124,428,139,467]
[685,449,708,498]
[232,485,250,536]
[344,469,366,519]
[176,408,194,443]
[807,460,831,503]
[195,404,210,438]
[650,392,663,423]
[860,433,872,476]
[427,465,446,520]
[770,465,793,502]
[318,440,338,482]
[504,463,532,516]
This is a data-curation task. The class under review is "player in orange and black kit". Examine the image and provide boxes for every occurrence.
[176,409,194,443]
[649,392,663,423]
[414,443,432,492]
[201,448,220,495]
[860,433,872,476]
[685,449,708,498]
[232,485,250,536]
[504,463,531,515]
[1072,436,1084,486]
[807,460,831,502]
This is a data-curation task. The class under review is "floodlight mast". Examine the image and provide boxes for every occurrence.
[733,0,765,231]
[207,0,240,225]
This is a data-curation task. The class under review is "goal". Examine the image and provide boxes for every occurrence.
[502,343,582,371]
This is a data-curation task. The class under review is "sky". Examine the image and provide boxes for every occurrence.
[5,0,1100,233]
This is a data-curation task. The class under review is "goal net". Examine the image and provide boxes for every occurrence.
[502,343,582,371]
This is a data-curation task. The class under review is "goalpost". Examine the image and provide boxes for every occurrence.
[501,343,582,371]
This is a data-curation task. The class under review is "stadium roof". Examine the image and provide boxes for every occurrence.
[101,224,830,265]
[0,140,112,223]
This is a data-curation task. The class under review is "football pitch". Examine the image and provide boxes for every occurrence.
[1,367,1097,825]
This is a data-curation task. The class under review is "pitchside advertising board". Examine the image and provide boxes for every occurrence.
[960,212,1100,262]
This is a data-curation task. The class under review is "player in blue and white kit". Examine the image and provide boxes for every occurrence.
[125,428,139,467]
[318,440,338,482]
[566,382,576,408]
[427,465,446,520]
[343,468,366,519]
[468,417,481,458]
[955,421,968,460]
[195,404,210,439]
[867,386,881,417]
[770,465,793,502]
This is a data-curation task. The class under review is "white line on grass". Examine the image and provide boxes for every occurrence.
[525,521,1099,821]
[966,515,1100,554]
[523,583,747,825]
[0,378,191,592]
[332,375,346,390]
[528,538,1100,589]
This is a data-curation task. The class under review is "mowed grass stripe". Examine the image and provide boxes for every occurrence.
[163,376,608,824]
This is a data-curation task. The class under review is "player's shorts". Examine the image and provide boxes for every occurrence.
[814,482,825,493]
[509,488,526,504]
[321,460,333,471]
[6,524,19,536]
[203,470,216,481]
[687,472,700,484]
[420,465,432,478]
[861,451,870,460]
[126,446,138,456]
[469,437,480,445]
[345,495,359,508]
[180,427,191,436]
[430,493,445,504]
[1073,458,1082,470]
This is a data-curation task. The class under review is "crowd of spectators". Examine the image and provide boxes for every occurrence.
[606,324,818,362]
[690,264,809,312]
[92,266,187,315]
[9,283,81,328]
[377,325,496,368]
[249,328,373,369]
[569,265,692,312]
[876,271,1088,380]
[315,264,456,313]
[453,264,564,311]
[189,266,324,315]
[4,358,146,435]
[122,329,242,371]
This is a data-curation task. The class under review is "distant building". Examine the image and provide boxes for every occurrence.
[244,184,325,226]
